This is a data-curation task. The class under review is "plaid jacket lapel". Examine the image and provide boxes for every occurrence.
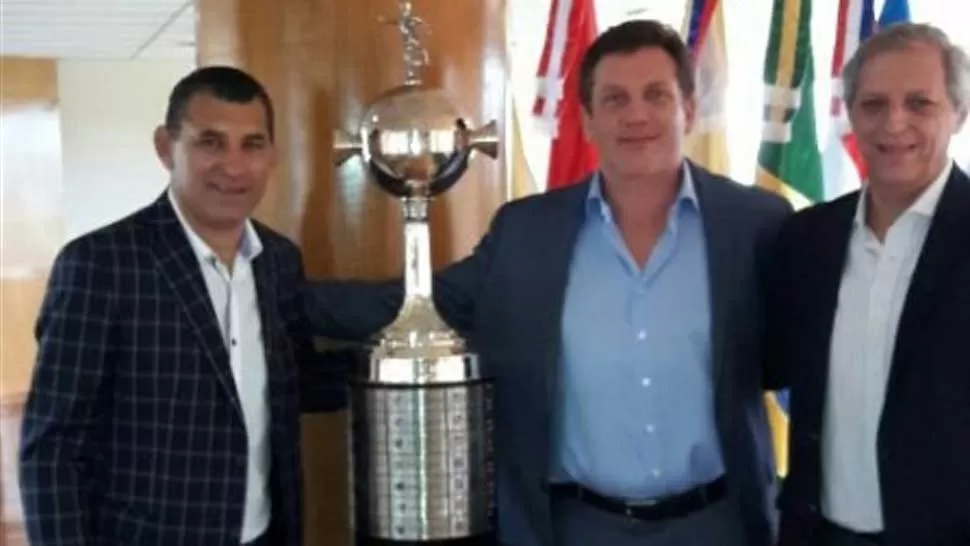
[250,235,284,378]
[146,193,243,418]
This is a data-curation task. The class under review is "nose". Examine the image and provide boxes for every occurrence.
[622,97,655,126]
[882,102,909,133]
[220,146,247,177]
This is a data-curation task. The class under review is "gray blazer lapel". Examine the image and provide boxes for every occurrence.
[691,165,740,386]
[537,181,592,413]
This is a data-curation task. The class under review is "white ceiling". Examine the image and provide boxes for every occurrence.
[0,0,196,60]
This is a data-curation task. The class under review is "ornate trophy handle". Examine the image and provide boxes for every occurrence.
[332,128,362,166]
[463,119,500,159]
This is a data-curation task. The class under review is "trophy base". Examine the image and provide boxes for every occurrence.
[348,349,496,546]
[354,531,498,546]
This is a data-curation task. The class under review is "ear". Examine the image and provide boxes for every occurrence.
[153,125,175,171]
[266,140,279,170]
[954,107,968,133]
[580,106,594,140]
[682,94,698,135]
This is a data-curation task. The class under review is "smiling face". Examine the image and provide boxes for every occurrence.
[848,41,965,193]
[154,91,276,232]
[581,47,695,181]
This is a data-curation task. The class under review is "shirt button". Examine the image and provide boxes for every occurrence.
[637,330,647,341]
[641,377,651,387]
[651,469,661,478]
[231,338,238,346]
[645,424,655,434]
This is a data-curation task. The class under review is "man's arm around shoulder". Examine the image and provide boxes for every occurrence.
[19,237,114,545]
[301,200,512,343]
[277,240,354,413]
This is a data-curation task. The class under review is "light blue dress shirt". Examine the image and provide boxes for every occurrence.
[552,167,725,501]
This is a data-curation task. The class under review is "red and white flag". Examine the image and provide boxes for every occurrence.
[823,0,874,198]
[533,0,599,191]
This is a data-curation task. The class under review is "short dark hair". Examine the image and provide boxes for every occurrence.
[578,19,695,112]
[164,65,275,140]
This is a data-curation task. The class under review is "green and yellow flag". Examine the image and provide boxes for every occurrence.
[756,0,824,208]
[756,0,824,477]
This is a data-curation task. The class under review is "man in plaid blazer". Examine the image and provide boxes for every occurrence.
[18,66,346,546]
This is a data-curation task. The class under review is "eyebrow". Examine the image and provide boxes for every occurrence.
[194,128,269,140]
[599,81,670,92]
[858,89,933,97]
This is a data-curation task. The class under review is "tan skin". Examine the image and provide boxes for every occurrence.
[153,92,277,268]
[848,41,966,241]
[581,47,696,268]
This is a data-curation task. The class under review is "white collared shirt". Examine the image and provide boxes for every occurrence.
[168,189,271,542]
[822,161,952,532]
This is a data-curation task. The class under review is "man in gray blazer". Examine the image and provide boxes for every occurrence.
[306,20,790,546]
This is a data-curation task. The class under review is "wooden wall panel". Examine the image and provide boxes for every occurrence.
[195,2,507,545]
[0,57,61,398]
[0,55,62,546]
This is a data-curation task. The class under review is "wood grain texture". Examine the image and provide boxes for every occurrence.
[0,56,61,399]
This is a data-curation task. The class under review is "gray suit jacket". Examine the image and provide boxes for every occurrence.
[305,161,792,546]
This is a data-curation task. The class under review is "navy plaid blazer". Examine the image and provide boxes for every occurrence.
[18,192,346,546]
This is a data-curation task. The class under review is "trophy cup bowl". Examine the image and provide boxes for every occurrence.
[336,84,499,199]
[336,79,499,545]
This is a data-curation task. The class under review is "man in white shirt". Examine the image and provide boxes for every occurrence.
[19,66,347,546]
[766,22,970,546]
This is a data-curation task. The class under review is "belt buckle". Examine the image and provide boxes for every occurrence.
[624,496,658,520]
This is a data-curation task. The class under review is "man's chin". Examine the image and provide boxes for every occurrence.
[204,210,252,231]
[615,162,677,180]
[868,166,927,187]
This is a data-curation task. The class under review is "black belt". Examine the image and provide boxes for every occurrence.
[548,476,727,522]
[822,518,885,545]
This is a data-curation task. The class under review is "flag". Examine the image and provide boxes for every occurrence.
[822,0,875,199]
[878,0,911,26]
[756,0,824,206]
[756,0,825,476]
[681,0,730,177]
[533,0,599,190]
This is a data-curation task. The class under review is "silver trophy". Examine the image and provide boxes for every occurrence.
[333,1,499,543]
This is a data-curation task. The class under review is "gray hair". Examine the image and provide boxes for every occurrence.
[842,22,970,111]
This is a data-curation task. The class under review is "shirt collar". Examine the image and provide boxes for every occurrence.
[167,187,263,263]
[586,162,698,222]
[853,159,953,228]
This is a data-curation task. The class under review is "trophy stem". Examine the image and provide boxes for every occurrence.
[402,196,432,301]
[372,195,458,356]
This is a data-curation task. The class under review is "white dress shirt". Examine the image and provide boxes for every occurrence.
[821,160,952,532]
[169,190,272,541]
